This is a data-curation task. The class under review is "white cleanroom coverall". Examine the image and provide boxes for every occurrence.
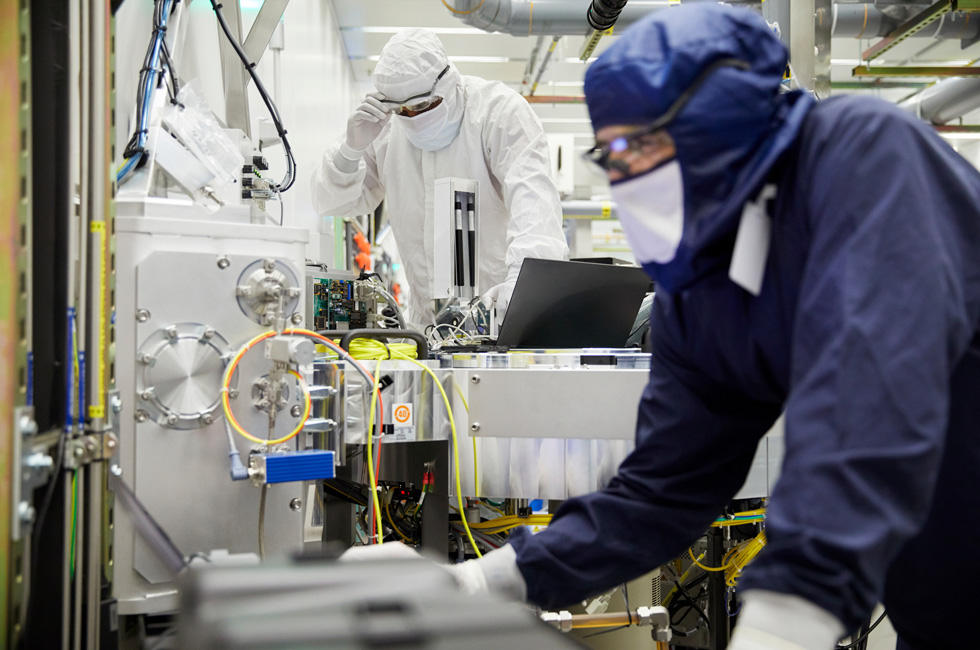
[311,28,568,326]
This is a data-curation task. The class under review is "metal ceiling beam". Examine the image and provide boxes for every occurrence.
[831,80,930,89]
[862,1,953,60]
[217,3,252,136]
[242,0,288,68]
[854,65,980,76]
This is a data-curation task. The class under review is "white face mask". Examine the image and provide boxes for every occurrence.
[400,101,458,151]
[610,160,685,265]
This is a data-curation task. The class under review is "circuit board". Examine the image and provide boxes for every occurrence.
[311,278,369,330]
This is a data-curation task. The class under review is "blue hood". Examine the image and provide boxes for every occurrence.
[584,4,814,293]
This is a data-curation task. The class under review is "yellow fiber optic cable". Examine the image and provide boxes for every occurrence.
[366,360,384,542]
[388,350,484,557]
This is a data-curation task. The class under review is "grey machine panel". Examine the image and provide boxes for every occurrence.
[466,368,648,440]
[133,252,307,583]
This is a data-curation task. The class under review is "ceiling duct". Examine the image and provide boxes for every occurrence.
[900,78,980,124]
[448,0,666,36]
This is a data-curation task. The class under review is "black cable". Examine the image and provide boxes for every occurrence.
[322,479,367,507]
[583,625,629,639]
[209,0,297,192]
[671,579,710,631]
[159,38,181,103]
[837,611,887,649]
[31,439,66,562]
[622,584,632,626]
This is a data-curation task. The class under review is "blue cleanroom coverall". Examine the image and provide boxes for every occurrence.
[507,6,980,648]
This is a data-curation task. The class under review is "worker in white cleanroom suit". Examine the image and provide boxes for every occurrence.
[311,28,568,326]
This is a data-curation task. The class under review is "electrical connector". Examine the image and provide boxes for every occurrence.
[229,449,249,481]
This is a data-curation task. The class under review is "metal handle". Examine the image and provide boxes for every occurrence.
[338,329,429,360]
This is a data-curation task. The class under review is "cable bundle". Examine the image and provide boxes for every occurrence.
[119,0,178,182]
[210,0,296,193]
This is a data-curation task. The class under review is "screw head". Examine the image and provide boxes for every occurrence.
[290,405,302,418]
[217,256,231,270]
[18,502,35,524]
[18,415,38,437]
[290,313,303,325]
[74,446,85,458]
[106,438,117,451]
[289,498,302,512]
[140,389,153,401]
[471,375,480,384]
[470,423,480,432]
[166,326,178,340]
[200,413,214,425]
[229,388,239,399]
[111,395,123,413]
[135,410,149,423]
[263,259,276,273]
[166,414,179,426]
[203,327,215,339]
[84,439,96,452]
[136,309,150,323]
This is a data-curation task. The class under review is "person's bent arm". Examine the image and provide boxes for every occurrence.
[483,92,568,311]
[506,296,780,609]
[310,94,390,218]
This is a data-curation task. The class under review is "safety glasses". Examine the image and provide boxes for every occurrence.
[583,58,750,173]
[380,65,451,117]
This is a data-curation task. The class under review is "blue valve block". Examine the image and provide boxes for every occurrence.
[258,449,335,484]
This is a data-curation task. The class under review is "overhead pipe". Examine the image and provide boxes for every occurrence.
[447,0,667,36]
[899,77,980,124]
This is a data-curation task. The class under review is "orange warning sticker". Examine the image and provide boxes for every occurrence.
[394,405,411,424]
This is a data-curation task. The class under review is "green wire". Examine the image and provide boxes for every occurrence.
[70,471,78,579]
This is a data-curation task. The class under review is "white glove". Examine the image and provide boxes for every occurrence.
[447,545,527,602]
[339,541,421,562]
[728,590,846,650]
[481,281,516,317]
[344,92,391,155]
[341,543,527,603]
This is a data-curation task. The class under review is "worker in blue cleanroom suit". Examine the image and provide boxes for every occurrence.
[440,5,980,650]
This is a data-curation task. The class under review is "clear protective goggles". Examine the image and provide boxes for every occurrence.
[380,65,451,117]
[583,58,750,175]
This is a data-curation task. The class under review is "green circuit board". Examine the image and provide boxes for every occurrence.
[311,278,369,330]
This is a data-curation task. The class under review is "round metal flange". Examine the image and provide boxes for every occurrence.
[235,258,301,326]
[136,323,233,430]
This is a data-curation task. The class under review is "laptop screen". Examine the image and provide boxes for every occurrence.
[496,259,652,349]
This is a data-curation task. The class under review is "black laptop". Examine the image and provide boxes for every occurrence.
[494,258,651,349]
